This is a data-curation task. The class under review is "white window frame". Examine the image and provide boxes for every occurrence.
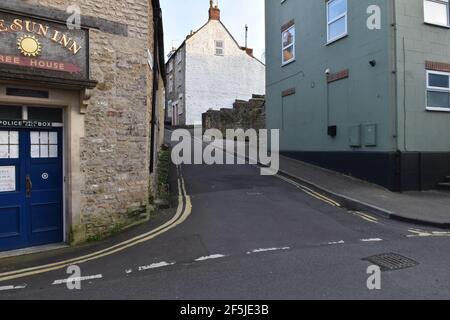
[326,0,348,44]
[215,40,224,56]
[424,0,450,27]
[426,70,450,111]
[281,25,295,66]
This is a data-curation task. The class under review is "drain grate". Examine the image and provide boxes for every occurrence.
[363,253,419,271]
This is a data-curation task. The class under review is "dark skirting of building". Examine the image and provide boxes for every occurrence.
[281,151,450,192]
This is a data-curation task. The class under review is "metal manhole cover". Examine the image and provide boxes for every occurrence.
[362,253,419,271]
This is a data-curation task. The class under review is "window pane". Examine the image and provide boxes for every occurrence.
[0,105,22,120]
[40,145,49,158]
[9,131,18,145]
[429,73,449,88]
[39,132,49,144]
[28,107,62,122]
[0,131,8,144]
[328,0,347,22]
[49,145,58,158]
[328,16,346,40]
[49,132,58,144]
[283,46,295,63]
[282,27,295,48]
[9,145,18,159]
[0,145,8,158]
[424,0,449,25]
[31,145,40,158]
[427,91,450,108]
[30,131,39,144]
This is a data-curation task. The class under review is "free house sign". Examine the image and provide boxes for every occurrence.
[0,12,89,80]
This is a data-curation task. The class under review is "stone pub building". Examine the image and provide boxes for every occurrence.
[0,0,166,252]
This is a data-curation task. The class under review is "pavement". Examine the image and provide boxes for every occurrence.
[0,131,449,299]
[278,155,450,228]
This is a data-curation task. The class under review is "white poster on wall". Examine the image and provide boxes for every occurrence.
[0,166,16,192]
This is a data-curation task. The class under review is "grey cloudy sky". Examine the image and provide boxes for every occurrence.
[160,0,265,62]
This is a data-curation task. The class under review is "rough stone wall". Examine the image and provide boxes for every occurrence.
[29,0,154,240]
[202,95,266,135]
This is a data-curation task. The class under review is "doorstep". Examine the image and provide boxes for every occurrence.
[0,243,69,259]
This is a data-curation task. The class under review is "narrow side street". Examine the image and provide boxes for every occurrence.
[0,142,449,299]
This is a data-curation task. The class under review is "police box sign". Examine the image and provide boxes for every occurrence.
[0,119,52,128]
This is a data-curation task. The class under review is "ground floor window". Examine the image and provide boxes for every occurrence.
[426,70,450,111]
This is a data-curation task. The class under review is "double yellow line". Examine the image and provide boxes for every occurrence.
[352,211,379,224]
[276,174,341,207]
[0,166,192,283]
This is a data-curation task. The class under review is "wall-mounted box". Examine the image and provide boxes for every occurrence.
[364,124,377,147]
[328,125,337,137]
[349,125,362,147]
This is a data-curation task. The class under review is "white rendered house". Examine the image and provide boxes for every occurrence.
[165,1,265,126]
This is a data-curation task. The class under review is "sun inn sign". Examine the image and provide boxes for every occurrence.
[0,11,89,81]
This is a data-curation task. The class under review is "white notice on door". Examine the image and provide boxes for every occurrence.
[0,166,16,192]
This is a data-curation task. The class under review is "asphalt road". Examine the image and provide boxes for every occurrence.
[1,153,450,299]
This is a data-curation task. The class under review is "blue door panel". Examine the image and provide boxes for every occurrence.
[0,128,63,251]
[0,206,21,238]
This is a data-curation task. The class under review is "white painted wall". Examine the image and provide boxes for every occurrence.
[185,20,265,126]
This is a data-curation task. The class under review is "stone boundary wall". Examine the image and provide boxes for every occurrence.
[202,95,266,134]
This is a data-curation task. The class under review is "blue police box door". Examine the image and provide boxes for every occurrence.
[0,128,63,251]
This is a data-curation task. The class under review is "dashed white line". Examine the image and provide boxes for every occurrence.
[360,238,383,242]
[407,229,450,238]
[125,269,133,274]
[52,274,103,285]
[138,261,175,271]
[195,254,227,261]
[328,240,345,245]
[0,284,27,291]
[247,247,291,254]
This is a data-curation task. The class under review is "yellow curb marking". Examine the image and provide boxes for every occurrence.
[0,166,192,283]
[276,174,341,207]
[352,211,379,224]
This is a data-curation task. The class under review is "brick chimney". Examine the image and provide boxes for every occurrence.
[209,0,220,21]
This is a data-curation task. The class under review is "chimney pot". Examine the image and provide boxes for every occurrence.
[209,2,220,20]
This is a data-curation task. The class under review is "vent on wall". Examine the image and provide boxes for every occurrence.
[6,88,49,99]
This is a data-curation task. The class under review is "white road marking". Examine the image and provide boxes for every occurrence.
[195,254,227,261]
[407,229,450,238]
[52,274,103,285]
[360,238,383,242]
[0,284,27,291]
[138,261,175,271]
[125,269,133,274]
[328,240,345,245]
[247,247,291,254]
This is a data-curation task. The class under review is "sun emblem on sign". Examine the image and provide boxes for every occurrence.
[17,35,42,57]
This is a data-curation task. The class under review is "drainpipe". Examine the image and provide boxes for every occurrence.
[392,0,399,151]
[149,7,161,174]
[391,0,403,192]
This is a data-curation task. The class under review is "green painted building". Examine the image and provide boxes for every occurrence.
[266,0,450,191]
